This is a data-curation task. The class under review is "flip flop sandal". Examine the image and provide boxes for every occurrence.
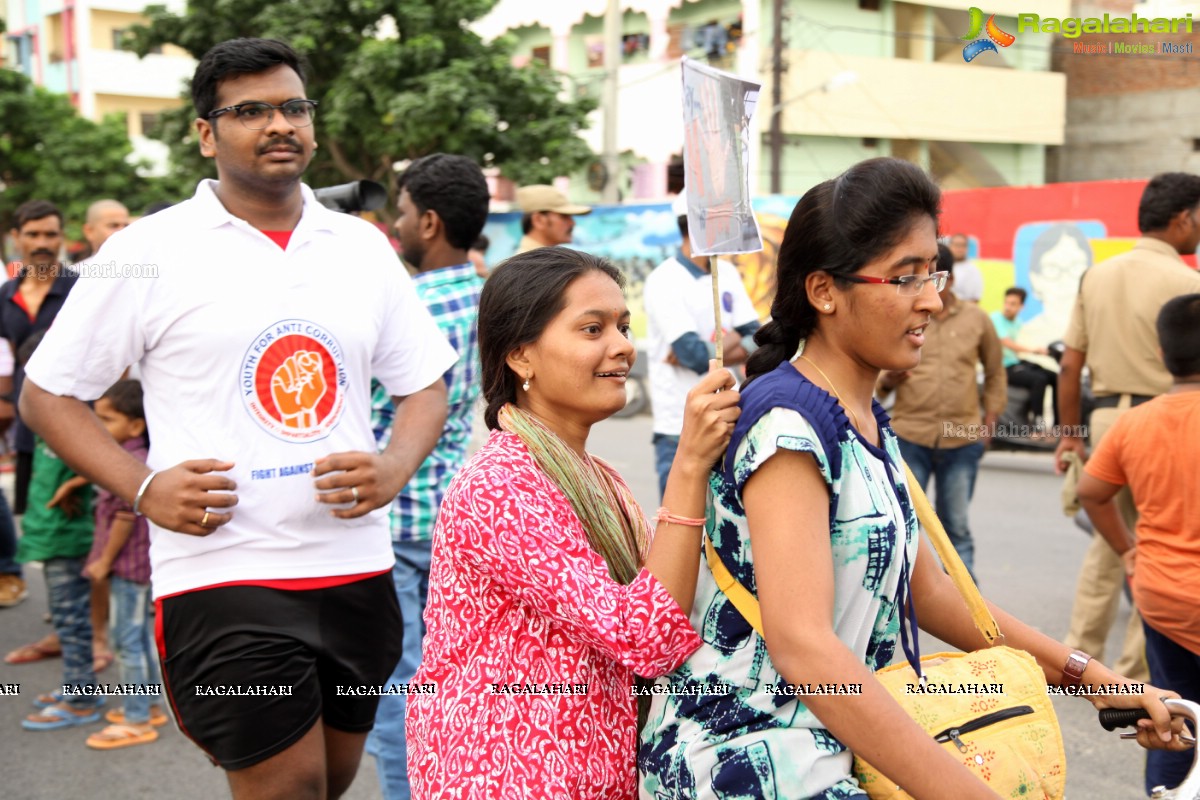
[34,692,106,709]
[106,706,170,727]
[33,691,64,709]
[85,723,159,750]
[5,640,64,664]
[22,704,103,730]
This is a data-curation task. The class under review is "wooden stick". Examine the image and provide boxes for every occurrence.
[712,262,723,368]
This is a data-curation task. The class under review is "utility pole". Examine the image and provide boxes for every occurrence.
[769,0,785,194]
[602,0,621,203]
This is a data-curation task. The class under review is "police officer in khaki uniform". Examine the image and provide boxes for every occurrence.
[1056,172,1200,682]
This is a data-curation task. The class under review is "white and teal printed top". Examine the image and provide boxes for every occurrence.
[639,359,921,799]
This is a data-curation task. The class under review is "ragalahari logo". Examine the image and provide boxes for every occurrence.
[962,7,1016,62]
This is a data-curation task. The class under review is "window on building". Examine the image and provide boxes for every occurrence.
[859,0,882,10]
[112,29,127,49]
[585,36,605,68]
[670,17,743,67]
[531,45,550,65]
[621,33,649,60]
[1192,138,1200,152]
[140,112,161,136]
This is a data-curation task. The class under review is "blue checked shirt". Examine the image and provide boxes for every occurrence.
[370,263,484,542]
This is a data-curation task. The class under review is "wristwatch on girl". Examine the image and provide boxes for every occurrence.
[1062,650,1092,687]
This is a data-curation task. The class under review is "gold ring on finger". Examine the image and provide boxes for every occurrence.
[201,511,211,527]
[351,486,359,503]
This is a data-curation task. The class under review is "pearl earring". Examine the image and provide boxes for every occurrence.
[824,304,831,311]
[523,377,531,391]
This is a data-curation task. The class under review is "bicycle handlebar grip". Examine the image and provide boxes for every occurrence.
[1099,708,1150,731]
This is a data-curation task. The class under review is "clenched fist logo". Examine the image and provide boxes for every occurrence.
[271,350,327,429]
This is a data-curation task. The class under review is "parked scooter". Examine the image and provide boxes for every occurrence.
[989,341,1094,452]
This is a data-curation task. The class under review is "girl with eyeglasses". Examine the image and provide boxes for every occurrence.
[638,157,1189,800]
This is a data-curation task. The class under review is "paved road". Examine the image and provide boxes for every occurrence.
[1,413,1149,798]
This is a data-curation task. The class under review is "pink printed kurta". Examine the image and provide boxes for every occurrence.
[407,430,703,798]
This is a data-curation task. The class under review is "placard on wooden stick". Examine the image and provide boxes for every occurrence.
[681,56,764,366]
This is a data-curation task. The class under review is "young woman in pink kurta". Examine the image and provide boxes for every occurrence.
[406,249,740,798]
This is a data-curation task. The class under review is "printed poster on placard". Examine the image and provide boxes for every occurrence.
[680,57,763,256]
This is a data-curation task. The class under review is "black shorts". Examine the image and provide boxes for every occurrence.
[157,572,402,770]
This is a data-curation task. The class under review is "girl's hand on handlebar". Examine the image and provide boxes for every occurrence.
[1093,685,1192,751]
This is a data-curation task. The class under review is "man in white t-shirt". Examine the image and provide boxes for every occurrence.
[643,192,760,497]
[20,39,454,799]
[948,233,984,304]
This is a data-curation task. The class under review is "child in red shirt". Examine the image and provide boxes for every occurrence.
[82,380,164,749]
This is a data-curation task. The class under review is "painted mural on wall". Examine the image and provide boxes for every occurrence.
[482,180,1179,350]
[481,197,792,340]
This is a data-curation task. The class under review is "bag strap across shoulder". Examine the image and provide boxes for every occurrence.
[705,462,1003,647]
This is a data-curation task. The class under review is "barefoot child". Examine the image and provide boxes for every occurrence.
[82,379,165,749]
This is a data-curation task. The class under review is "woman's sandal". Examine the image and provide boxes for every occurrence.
[85,723,159,750]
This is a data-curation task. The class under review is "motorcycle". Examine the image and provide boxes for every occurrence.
[988,340,1095,453]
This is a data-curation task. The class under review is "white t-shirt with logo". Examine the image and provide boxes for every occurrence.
[25,180,457,598]
[643,254,758,436]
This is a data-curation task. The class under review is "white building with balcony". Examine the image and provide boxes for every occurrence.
[4,0,195,173]
[475,0,1070,199]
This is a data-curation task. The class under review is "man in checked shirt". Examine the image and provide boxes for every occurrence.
[366,153,490,800]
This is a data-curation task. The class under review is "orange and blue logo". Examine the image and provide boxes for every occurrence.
[241,319,347,442]
[962,7,1016,62]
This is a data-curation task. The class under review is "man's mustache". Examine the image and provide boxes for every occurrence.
[30,250,56,259]
[258,137,303,155]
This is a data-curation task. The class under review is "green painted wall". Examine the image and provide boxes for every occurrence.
[771,134,886,195]
[778,0,895,59]
[975,142,1046,186]
[769,136,1044,194]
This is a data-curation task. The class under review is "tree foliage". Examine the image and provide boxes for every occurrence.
[126,0,598,216]
[0,68,158,257]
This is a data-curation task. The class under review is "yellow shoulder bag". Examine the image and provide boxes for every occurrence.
[705,463,1066,799]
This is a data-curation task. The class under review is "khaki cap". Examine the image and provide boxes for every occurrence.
[515,185,592,215]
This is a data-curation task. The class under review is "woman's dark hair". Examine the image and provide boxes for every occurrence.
[101,379,144,421]
[191,38,307,120]
[744,157,941,386]
[479,248,624,429]
[1157,293,1200,378]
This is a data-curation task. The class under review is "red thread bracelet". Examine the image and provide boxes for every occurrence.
[654,507,706,527]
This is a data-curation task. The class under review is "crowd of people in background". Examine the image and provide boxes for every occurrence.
[1,34,1198,800]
